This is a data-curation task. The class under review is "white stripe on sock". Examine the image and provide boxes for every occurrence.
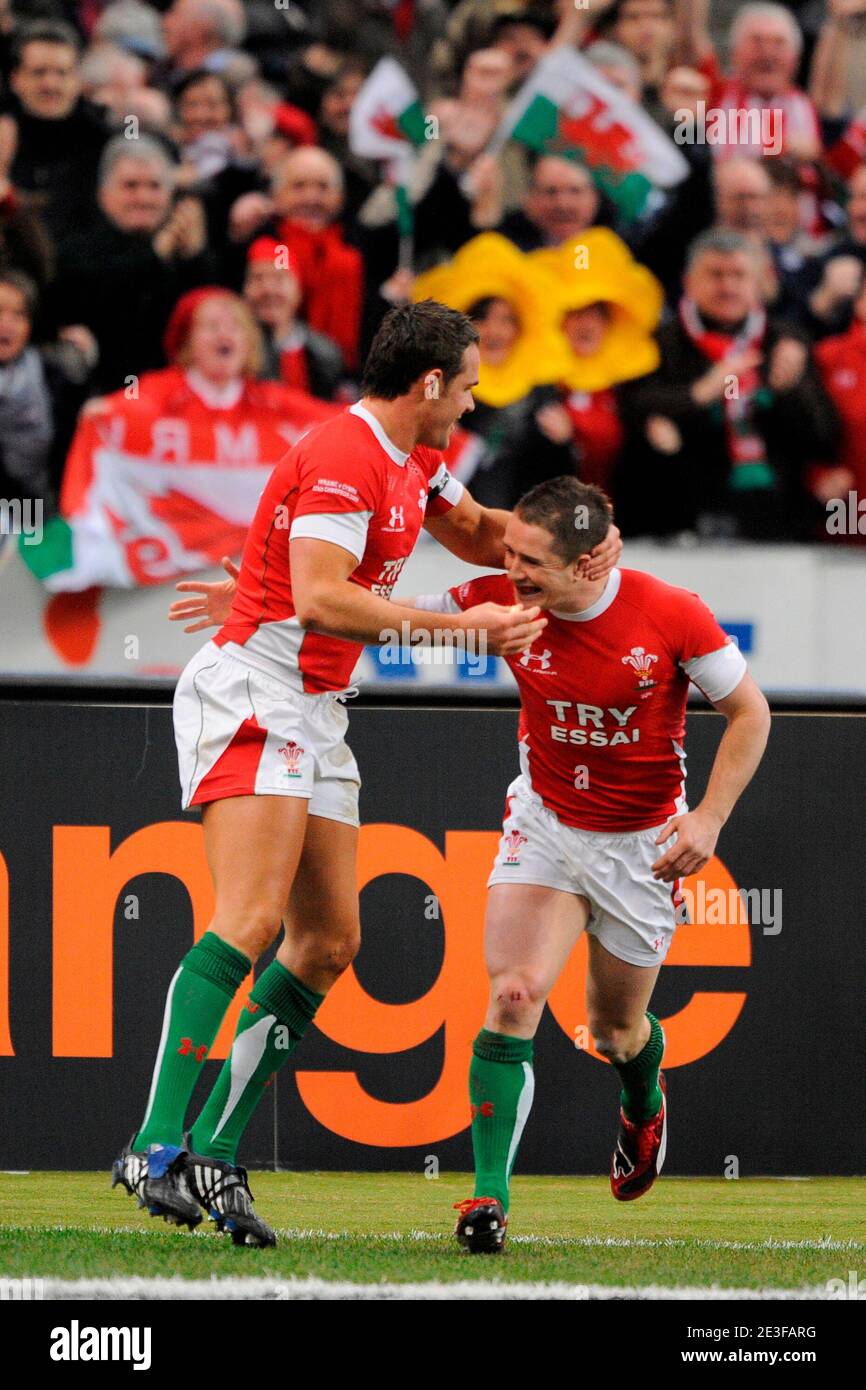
[211,1013,276,1141]
[137,967,183,1139]
[506,1062,535,1178]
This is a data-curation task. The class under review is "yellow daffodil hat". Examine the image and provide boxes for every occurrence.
[529,228,664,393]
[412,232,562,406]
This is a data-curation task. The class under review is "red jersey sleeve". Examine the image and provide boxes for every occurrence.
[449,574,515,609]
[291,432,381,521]
[672,590,747,701]
[289,425,383,562]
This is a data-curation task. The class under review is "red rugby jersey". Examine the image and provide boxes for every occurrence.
[214,403,463,692]
[442,568,746,831]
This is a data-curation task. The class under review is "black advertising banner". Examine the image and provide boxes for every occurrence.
[0,701,862,1175]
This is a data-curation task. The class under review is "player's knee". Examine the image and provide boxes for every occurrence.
[212,905,284,962]
[323,923,361,976]
[490,970,548,1027]
[299,920,361,981]
[590,1017,641,1065]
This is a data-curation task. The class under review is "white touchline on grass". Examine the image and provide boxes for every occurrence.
[12,1224,863,1252]
[36,1276,836,1301]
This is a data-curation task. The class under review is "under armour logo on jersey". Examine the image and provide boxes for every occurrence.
[519,646,553,671]
[384,504,405,531]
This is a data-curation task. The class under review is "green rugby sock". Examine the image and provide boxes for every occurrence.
[189,961,324,1164]
[615,1011,665,1122]
[469,1029,535,1212]
[134,931,250,1151]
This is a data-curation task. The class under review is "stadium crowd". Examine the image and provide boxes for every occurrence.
[1,0,866,545]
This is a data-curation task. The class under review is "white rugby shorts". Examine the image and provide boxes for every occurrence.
[488,775,681,967]
[173,640,360,826]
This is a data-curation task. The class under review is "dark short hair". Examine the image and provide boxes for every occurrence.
[490,9,557,42]
[515,476,613,562]
[11,20,81,69]
[764,155,801,195]
[360,300,479,400]
[173,68,236,119]
[0,268,38,320]
[598,0,673,32]
[685,226,754,269]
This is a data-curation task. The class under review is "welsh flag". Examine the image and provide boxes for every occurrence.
[349,57,429,244]
[20,373,336,591]
[349,56,428,163]
[493,46,688,220]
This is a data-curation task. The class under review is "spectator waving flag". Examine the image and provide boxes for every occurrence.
[491,46,688,221]
[349,56,429,262]
[19,371,336,591]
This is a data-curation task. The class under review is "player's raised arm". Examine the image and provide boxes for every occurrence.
[652,671,771,882]
[424,486,624,581]
[290,536,546,656]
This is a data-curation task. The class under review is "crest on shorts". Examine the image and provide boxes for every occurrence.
[621,645,658,689]
[503,829,528,864]
[277,741,305,776]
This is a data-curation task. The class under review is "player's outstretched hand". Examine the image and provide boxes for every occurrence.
[169,556,239,632]
[651,808,722,882]
[581,523,622,581]
[462,602,547,656]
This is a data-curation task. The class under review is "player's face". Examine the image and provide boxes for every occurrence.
[503,514,578,610]
[418,345,479,449]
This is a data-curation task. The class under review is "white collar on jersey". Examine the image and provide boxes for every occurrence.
[550,567,622,622]
[349,401,410,467]
[185,369,244,410]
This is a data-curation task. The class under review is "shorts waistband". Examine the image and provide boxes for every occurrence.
[512,779,676,841]
[213,642,355,704]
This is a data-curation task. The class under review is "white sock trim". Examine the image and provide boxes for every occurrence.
[210,1013,277,1141]
[506,1062,535,1179]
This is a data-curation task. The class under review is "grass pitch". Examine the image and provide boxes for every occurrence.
[0,1172,861,1296]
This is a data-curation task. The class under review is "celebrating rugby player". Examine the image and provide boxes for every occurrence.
[408,476,770,1252]
[112,303,622,1245]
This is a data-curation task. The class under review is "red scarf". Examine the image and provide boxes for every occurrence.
[679,296,771,481]
[276,220,363,370]
[278,343,310,394]
[392,0,416,43]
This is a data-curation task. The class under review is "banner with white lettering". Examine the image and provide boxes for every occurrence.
[20,368,336,591]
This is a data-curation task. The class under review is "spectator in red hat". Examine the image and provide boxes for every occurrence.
[79,284,333,448]
[272,102,317,149]
[243,235,345,399]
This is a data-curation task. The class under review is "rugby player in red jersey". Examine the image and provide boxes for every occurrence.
[407,476,771,1253]
[112,304,623,1245]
